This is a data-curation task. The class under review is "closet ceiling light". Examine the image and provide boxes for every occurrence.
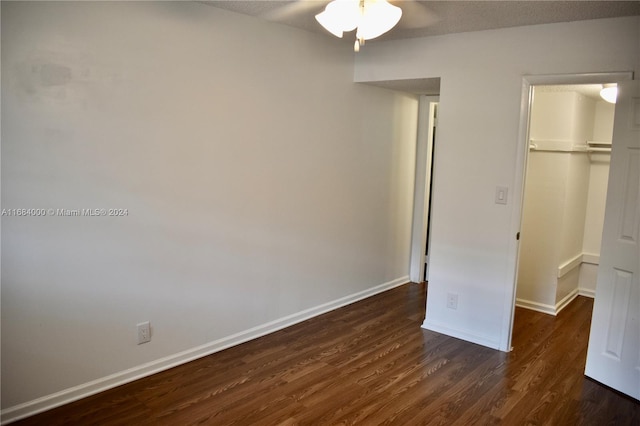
[600,84,617,104]
[315,0,402,52]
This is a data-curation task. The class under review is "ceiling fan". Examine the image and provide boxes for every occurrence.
[262,0,440,51]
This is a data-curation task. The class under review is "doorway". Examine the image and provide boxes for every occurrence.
[515,84,614,316]
[512,78,640,400]
[504,72,633,352]
[423,102,437,282]
[410,96,439,283]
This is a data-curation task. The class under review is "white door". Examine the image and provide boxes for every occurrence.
[585,80,640,400]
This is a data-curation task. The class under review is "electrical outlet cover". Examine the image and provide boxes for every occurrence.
[137,321,151,344]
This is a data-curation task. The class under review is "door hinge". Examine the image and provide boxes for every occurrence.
[516,232,520,241]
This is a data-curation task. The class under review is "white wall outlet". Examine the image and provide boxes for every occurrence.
[447,293,458,310]
[137,321,151,344]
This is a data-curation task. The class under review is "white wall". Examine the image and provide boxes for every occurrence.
[530,91,593,144]
[1,1,419,414]
[579,100,614,294]
[561,152,591,266]
[354,16,640,349]
[583,100,614,255]
[517,152,567,307]
[519,90,587,312]
[582,155,611,255]
[516,90,592,312]
[592,101,616,143]
[486,85,614,313]
[557,151,590,303]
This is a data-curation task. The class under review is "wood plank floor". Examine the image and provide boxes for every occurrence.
[12,282,639,425]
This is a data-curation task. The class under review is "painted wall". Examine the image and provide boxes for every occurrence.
[354,16,640,349]
[530,91,594,146]
[500,89,611,312]
[560,152,591,267]
[557,151,590,303]
[1,1,419,413]
[517,151,568,307]
[517,91,592,311]
[583,101,615,255]
[579,100,614,294]
[582,156,611,255]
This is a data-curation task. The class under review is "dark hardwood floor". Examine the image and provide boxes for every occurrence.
[12,282,639,425]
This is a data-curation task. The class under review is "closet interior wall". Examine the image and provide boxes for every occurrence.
[516,87,613,315]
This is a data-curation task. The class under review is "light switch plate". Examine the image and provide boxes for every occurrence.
[495,186,508,205]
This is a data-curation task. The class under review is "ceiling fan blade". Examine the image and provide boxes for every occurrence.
[262,0,329,22]
[391,0,440,29]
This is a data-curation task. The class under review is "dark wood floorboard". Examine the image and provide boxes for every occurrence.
[12,283,640,425]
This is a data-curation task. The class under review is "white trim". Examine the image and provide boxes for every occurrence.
[506,71,634,352]
[421,319,501,350]
[558,253,584,278]
[581,253,600,265]
[410,96,431,282]
[555,288,579,314]
[516,288,580,316]
[0,276,409,425]
[410,96,438,283]
[423,100,437,283]
[516,298,557,315]
[578,288,596,298]
[500,78,534,352]
[557,252,600,277]
[521,72,633,86]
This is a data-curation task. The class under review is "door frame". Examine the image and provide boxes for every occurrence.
[501,71,634,352]
[410,95,439,283]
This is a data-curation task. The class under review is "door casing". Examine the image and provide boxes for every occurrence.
[410,95,439,283]
[502,71,634,352]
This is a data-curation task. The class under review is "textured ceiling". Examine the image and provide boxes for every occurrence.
[204,1,640,41]
[201,1,639,95]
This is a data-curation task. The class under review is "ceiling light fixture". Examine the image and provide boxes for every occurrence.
[315,0,402,52]
[600,83,617,104]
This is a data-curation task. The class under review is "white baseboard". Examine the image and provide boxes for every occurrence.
[516,298,557,315]
[421,319,501,351]
[578,288,596,298]
[555,288,579,314]
[0,276,409,425]
[516,288,579,316]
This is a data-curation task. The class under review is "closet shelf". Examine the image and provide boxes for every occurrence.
[528,139,612,154]
[529,139,587,152]
[586,140,612,153]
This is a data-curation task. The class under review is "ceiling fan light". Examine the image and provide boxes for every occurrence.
[315,0,359,38]
[600,84,617,104]
[356,0,402,40]
[315,10,344,38]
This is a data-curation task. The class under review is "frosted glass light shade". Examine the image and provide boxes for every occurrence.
[356,0,402,40]
[600,85,617,104]
[315,0,360,38]
[316,0,401,41]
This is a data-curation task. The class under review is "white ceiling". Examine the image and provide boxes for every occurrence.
[204,1,640,41]
[202,1,639,95]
